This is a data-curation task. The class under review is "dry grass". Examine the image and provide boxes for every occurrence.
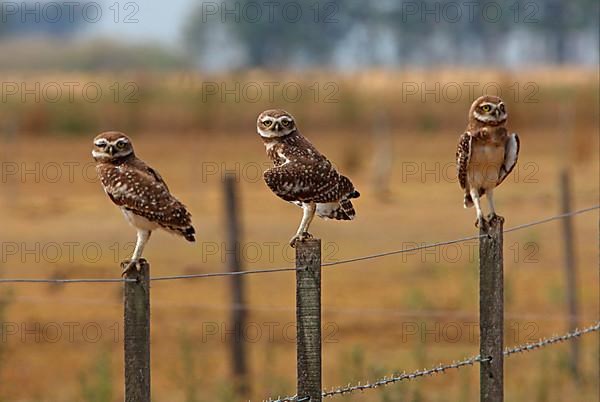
[0,70,598,401]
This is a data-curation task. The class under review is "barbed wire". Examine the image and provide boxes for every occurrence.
[503,321,600,356]
[0,205,597,284]
[264,322,600,402]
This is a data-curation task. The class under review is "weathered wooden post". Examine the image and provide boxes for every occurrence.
[479,218,504,402]
[372,109,393,198]
[559,169,579,377]
[223,173,248,394]
[123,259,151,402]
[296,239,322,402]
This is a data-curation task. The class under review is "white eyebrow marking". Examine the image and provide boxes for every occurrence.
[94,139,108,146]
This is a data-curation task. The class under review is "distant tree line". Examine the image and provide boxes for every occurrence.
[184,0,600,70]
[0,1,88,37]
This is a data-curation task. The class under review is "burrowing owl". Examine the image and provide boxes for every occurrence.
[92,132,195,274]
[257,109,360,247]
[456,96,520,228]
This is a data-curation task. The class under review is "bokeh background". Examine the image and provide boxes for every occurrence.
[0,1,598,401]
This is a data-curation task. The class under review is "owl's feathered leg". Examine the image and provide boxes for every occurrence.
[486,188,498,223]
[486,188,496,216]
[290,202,316,247]
[121,230,151,276]
[486,189,504,224]
[470,188,487,229]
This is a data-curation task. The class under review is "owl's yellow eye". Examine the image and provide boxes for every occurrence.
[281,120,290,127]
[481,105,492,112]
[263,120,272,127]
[116,142,126,149]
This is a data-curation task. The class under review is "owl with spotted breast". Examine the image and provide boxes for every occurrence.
[92,132,195,274]
[257,109,360,247]
[456,95,520,229]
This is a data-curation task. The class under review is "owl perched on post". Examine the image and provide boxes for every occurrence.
[92,132,196,274]
[257,109,360,247]
[456,96,520,228]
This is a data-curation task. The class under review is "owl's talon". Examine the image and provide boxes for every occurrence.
[487,213,504,224]
[120,259,139,277]
[289,232,313,248]
[475,217,489,230]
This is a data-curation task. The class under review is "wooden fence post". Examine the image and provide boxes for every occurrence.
[372,109,393,198]
[296,239,322,402]
[123,259,151,402]
[559,169,579,377]
[223,173,248,394]
[479,218,504,402]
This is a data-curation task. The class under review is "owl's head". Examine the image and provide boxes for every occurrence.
[92,131,134,162]
[257,109,297,138]
[469,95,507,126]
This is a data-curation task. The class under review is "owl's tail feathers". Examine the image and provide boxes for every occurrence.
[315,186,359,220]
[164,223,196,241]
[316,200,355,220]
[339,199,356,219]
[348,190,360,199]
[182,226,196,242]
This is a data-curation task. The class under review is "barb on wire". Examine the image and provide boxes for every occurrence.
[264,322,600,402]
[503,321,600,357]
[0,206,597,284]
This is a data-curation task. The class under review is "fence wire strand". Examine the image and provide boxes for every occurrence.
[321,204,599,269]
[0,277,135,283]
[0,205,597,284]
[264,322,600,402]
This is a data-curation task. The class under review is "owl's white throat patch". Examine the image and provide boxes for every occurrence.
[92,149,109,159]
[92,149,133,160]
[473,111,506,124]
[257,127,295,138]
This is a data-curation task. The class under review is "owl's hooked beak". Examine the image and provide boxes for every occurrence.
[107,145,116,156]
[494,108,501,118]
[273,122,281,131]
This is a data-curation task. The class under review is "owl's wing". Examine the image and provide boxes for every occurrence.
[103,165,193,231]
[456,132,472,190]
[264,159,354,204]
[497,133,520,186]
[145,165,169,192]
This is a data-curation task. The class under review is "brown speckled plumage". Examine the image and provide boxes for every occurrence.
[257,110,359,245]
[258,110,359,220]
[94,131,195,241]
[263,134,356,209]
[456,96,520,225]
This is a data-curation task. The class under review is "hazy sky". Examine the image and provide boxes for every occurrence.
[82,0,193,46]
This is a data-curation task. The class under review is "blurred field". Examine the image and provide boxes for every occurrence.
[0,69,598,402]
